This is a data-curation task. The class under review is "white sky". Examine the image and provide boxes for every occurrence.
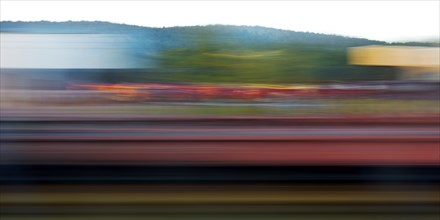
[1,1,439,42]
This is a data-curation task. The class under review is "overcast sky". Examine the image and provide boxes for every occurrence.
[1,1,439,42]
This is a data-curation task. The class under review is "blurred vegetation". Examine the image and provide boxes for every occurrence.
[158,28,397,83]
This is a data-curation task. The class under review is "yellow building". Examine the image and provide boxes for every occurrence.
[348,45,440,80]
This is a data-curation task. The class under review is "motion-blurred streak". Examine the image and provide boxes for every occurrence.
[1,165,439,184]
[1,140,438,165]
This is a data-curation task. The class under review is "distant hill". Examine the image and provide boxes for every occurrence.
[0,21,390,49]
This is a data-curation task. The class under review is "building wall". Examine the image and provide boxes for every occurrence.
[0,33,145,69]
[348,45,440,81]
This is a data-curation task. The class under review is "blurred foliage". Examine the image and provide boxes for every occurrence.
[158,29,397,83]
